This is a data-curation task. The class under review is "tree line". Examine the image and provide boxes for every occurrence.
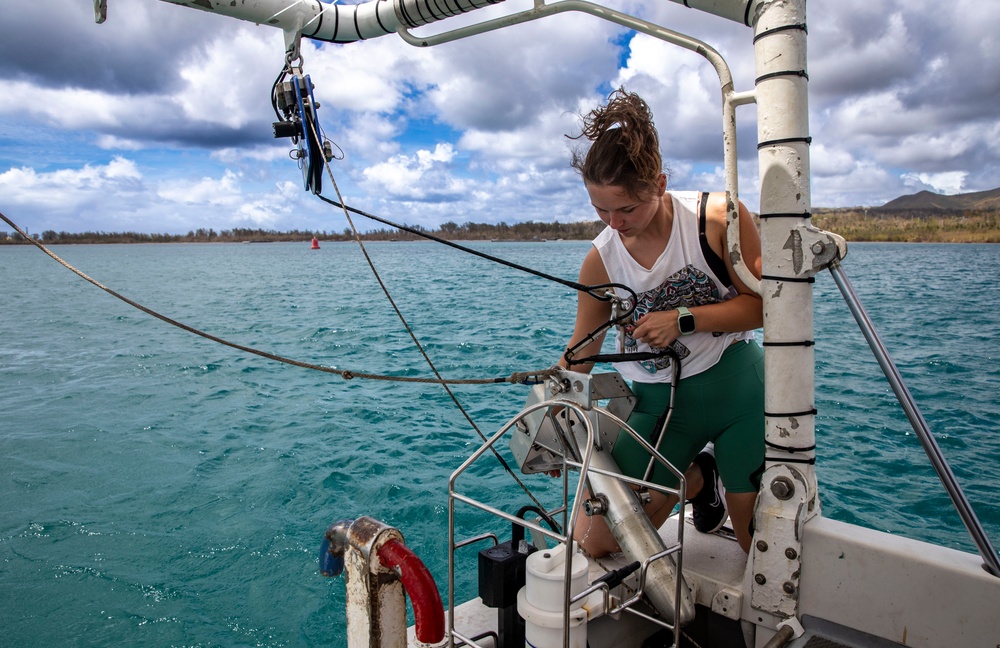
[3,209,998,245]
[0,221,607,245]
[811,208,1000,243]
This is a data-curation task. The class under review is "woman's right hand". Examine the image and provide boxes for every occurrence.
[631,310,682,348]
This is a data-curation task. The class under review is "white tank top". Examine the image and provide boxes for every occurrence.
[594,191,752,382]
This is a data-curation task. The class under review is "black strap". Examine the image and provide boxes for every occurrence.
[698,192,733,289]
[758,212,811,219]
[756,69,809,84]
[758,136,812,150]
[766,440,816,453]
[767,456,816,465]
[572,346,679,366]
[753,23,808,42]
[761,274,815,283]
[765,408,818,417]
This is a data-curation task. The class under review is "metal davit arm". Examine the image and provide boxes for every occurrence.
[828,261,1000,578]
[152,0,507,43]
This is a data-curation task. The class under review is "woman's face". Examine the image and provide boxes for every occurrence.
[586,179,664,239]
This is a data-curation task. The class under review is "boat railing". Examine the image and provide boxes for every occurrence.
[447,376,689,647]
[828,260,1000,577]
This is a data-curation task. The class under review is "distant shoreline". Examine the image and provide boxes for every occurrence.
[811,208,1000,243]
[3,209,998,245]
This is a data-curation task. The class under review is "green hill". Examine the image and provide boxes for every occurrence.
[878,187,1000,212]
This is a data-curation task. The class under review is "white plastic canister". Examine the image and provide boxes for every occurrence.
[517,543,590,647]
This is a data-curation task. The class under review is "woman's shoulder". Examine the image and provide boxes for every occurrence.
[667,190,707,218]
[579,244,611,284]
[697,191,729,224]
[594,224,616,246]
[667,190,702,204]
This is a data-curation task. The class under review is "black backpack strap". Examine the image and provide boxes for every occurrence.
[698,191,733,288]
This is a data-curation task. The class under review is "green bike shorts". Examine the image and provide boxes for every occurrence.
[609,340,765,494]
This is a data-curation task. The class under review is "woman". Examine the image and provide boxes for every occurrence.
[562,88,764,554]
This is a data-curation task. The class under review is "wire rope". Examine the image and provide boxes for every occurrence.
[313,193,636,306]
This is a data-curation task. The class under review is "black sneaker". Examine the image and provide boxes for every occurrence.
[690,448,728,534]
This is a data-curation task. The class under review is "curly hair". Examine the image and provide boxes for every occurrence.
[569,88,664,199]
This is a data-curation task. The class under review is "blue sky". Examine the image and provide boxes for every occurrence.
[1,0,998,235]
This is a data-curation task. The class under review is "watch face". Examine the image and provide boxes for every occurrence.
[679,313,696,335]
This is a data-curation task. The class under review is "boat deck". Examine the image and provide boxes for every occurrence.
[410,511,946,647]
[785,616,907,648]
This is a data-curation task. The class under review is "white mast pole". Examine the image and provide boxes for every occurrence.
[743,0,839,634]
[660,0,826,632]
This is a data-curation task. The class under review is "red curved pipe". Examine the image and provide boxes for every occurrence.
[376,538,445,644]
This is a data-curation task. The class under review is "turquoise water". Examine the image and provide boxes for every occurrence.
[1,240,998,646]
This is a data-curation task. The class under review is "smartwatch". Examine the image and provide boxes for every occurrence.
[677,306,696,336]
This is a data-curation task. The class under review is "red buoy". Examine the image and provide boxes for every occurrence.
[311,237,320,250]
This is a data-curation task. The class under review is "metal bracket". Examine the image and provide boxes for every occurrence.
[509,370,636,474]
[784,223,848,278]
[750,464,811,618]
[282,13,306,66]
[711,586,743,621]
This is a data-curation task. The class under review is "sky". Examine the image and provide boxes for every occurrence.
[1,0,998,235]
